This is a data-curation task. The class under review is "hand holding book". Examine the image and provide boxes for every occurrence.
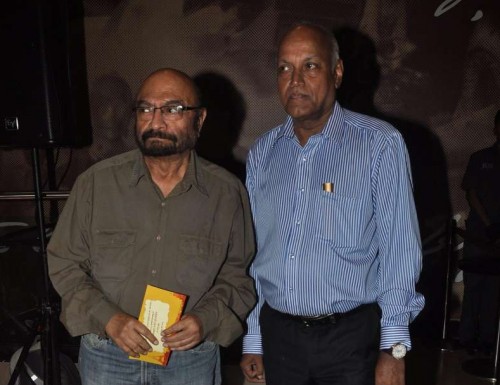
[130,285,187,366]
[105,312,158,357]
[161,313,204,351]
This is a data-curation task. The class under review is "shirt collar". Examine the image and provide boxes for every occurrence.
[130,150,146,186]
[274,102,346,146]
[182,151,208,196]
[129,150,208,196]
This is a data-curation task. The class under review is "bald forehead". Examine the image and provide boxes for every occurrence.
[137,69,200,105]
[280,25,331,51]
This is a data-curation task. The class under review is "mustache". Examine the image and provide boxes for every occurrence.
[141,129,177,143]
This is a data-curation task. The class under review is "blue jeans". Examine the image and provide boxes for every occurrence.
[79,333,221,385]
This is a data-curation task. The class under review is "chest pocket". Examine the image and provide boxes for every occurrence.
[315,191,364,248]
[177,235,224,289]
[93,230,136,281]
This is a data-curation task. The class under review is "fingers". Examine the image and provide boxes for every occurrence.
[162,314,203,351]
[136,323,159,347]
[121,333,152,357]
[105,313,158,357]
[240,354,265,383]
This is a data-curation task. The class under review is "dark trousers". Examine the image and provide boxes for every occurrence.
[460,271,500,348]
[260,303,380,385]
[459,240,500,349]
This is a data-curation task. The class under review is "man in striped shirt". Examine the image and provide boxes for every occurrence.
[240,22,424,385]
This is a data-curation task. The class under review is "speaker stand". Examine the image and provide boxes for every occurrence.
[8,148,61,385]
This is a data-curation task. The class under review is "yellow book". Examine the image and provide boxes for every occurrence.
[130,285,187,366]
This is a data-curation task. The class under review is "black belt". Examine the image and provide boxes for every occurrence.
[270,303,375,327]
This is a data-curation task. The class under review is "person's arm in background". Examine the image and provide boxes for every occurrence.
[465,188,491,227]
[461,152,500,241]
[463,151,491,228]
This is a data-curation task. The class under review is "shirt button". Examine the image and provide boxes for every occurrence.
[161,202,165,207]
[302,157,307,162]
[289,287,293,291]
[152,269,157,275]
[290,254,295,259]
[156,235,161,241]
[300,188,305,193]
[296,221,301,225]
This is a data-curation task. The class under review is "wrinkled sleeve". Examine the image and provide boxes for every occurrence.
[47,173,121,337]
[461,153,478,191]
[374,132,425,350]
[188,179,256,347]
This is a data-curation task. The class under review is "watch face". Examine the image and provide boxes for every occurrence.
[392,344,407,359]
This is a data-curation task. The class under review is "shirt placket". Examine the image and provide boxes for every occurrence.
[149,198,169,286]
[284,137,321,313]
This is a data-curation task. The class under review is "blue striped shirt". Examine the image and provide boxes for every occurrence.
[243,103,425,354]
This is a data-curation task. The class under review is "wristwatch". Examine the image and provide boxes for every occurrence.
[382,343,407,359]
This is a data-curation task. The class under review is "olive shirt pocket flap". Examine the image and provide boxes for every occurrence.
[95,230,136,247]
[179,235,223,257]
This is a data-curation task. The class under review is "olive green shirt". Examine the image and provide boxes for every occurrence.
[47,149,256,347]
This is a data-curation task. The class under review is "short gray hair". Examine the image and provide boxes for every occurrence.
[279,21,340,68]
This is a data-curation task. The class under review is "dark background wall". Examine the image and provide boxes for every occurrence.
[0,0,499,342]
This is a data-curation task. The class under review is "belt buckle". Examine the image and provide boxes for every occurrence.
[301,313,336,327]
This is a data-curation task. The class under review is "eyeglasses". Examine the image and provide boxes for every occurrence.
[133,104,203,121]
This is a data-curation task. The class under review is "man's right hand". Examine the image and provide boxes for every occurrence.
[105,313,158,357]
[240,353,265,383]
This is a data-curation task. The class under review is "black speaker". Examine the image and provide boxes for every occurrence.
[0,0,92,148]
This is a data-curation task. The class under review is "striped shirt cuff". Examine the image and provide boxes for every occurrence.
[242,334,263,355]
[380,325,412,350]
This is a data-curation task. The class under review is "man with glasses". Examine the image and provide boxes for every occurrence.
[48,68,256,384]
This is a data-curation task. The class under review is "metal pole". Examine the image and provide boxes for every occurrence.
[0,191,69,201]
[31,148,61,385]
[441,218,456,348]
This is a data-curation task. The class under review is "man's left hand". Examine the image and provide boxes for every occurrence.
[375,352,405,385]
[161,314,203,351]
